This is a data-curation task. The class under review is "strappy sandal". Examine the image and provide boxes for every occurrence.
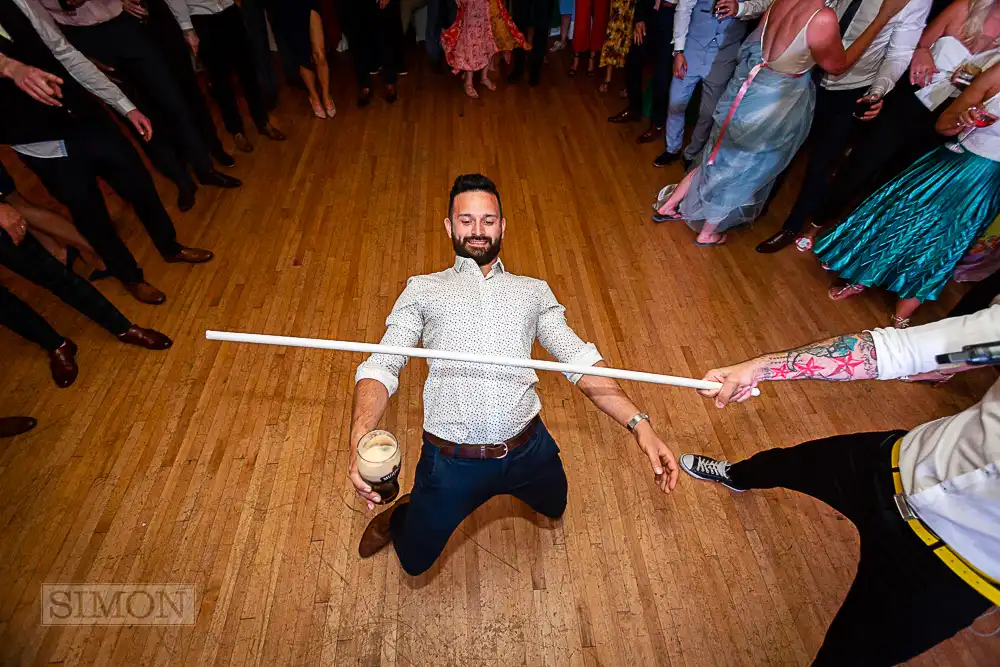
[569,54,580,76]
[828,284,867,301]
[890,315,911,329]
[586,53,597,76]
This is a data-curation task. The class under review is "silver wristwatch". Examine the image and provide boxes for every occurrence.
[626,413,650,432]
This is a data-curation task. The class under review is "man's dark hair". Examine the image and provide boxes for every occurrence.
[448,174,502,220]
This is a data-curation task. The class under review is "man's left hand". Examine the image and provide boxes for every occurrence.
[127,109,153,141]
[634,422,679,493]
[856,94,883,121]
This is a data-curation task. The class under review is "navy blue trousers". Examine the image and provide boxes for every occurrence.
[390,419,567,576]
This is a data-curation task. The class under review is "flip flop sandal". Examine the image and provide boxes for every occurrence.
[694,235,728,247]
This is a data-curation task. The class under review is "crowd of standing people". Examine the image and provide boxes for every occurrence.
[2,0,999,382]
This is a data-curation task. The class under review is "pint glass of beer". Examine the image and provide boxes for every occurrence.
[356,430,401,504]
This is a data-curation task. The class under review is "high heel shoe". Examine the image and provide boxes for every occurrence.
[569,54,580,76]
[586,53,597,76]
[310,97,327,119]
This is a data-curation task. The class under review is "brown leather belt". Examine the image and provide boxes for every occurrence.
[424,415,541,460]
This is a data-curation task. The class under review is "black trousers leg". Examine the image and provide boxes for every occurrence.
[0,281,65,351]
[144,0,226,154]
[528,0,554,78]
[648,7,674,127]
[63,16,213,176]
[338,0,375,89]
[728,432,992,666]
[0,232,131,337]
[624,31,651,113]
[241,0,280,104]
[220,5,271,130]
[781,87,864,234]
[19,141,146,285]
[192,12,246,135]
[376,0,405,83]
[819,89,943,223]
[80,120,183,259]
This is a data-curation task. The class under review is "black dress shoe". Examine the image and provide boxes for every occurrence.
[683,157,693,171]
[211,148,235,168]
[0,416,37,438]
[177,184,196,212]
[653,151,681,168]
[358,88,373,108]
[755,230,798,254]
[385,84,398,103]
[198,168,242,189]
[608,107,640,123]
[637,125,664,144]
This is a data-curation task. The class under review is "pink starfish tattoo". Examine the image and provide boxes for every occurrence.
[794,358,823,378]
[769,363,794,379]
[832,352,865,377]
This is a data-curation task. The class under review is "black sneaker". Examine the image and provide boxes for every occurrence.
[679,454,744,492]
[653,150,681,168]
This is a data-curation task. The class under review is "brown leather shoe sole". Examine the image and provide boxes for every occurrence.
[125,281,167,305]
[164,248,214,264]
[358,493,410,558]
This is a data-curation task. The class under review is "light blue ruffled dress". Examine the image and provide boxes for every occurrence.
[814,110,1000,302]
[680,10,821,232]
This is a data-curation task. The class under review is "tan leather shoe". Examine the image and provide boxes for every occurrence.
[259,123,286,141]
[118,325,173,350]
[163,247,214,264]
[49,338,78,388]
[124,281,167,305]
[233,132,254,153]
[358,494,410,558]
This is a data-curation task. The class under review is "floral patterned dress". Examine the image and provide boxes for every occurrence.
[600,0,635,68]
[442,0,527,72]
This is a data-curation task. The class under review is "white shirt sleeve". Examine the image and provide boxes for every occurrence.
[737,0,773,20]
[535,283,603,384]
[868,0,931,97]
[673,0,698,51]
[14,0,135,115]
[869,305,1000,379]
[354,277,425,396]
[163,0,194,30]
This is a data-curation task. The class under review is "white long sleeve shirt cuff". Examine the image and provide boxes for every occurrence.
[562,345,604,384]
[869,306,1000,379]
[164,0,194,30]
[355,364,401,397]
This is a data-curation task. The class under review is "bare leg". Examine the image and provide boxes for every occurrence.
[481,67,496,91]
[26,228,68,264]
[9,192,105,269]
[464,70,478,98]
[599,65,612,93]
[893,298,922,327]
[657,167,698,216]
[696,222,727,245]
[300,65,324,118]
[310,10,335,116]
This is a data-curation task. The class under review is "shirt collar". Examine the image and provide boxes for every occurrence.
[453,255,505,277]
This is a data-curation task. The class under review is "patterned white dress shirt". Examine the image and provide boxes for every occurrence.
[356,256,603,445]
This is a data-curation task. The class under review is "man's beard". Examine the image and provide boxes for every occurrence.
[453,234,502,266]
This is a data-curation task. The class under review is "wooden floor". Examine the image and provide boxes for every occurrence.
[1,53,997,667]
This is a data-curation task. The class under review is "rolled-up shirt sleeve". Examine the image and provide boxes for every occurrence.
[869,305,1000,380]
[354,278,424,396]
[164,0,194,31]
[535,283,603,383]
[868,0,930,98]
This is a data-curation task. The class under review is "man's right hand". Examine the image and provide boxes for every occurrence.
[122,0,148,20]
[349,443,383,510]
[1,58,63,107]
[0,203,28,245]
[698,358,767,408]
[714,0,739,18]
[633,22,646,45]
[673,53,687,79]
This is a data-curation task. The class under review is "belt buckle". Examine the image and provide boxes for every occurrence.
[894,493,918,521]
[493,442,509,459]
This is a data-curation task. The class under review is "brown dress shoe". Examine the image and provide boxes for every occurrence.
[233,132,254,153]
[755,230,797,254]
[359,493,410,558]
[118,325,173,350]
[124,281,167,305]
[637,125,664,144]
[259,123,286,141]
[608,107,640,123]
[0,416,38,438]
[49,338,78,388]
[163,247,214,264]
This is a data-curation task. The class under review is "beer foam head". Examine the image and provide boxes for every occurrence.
[357,430,401,480]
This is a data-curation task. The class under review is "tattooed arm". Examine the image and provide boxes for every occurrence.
[698,332,880,408]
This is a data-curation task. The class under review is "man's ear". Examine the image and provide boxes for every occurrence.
[500,217,506,239]
[444,217,453,238]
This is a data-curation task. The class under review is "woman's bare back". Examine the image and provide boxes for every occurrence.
[762,0,836,68]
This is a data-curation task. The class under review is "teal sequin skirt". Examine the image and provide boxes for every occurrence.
[814,146,1000,301]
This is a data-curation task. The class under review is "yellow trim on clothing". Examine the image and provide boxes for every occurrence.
[891,439,1000,605]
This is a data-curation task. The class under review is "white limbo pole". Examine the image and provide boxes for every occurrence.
[205,330,760,396]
